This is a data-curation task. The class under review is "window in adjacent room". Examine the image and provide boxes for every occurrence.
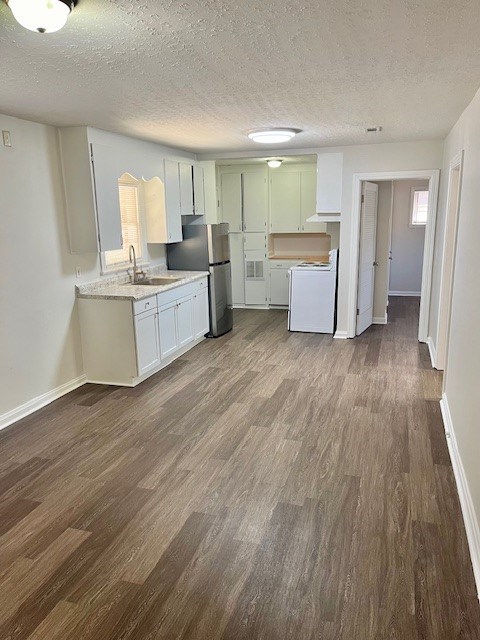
[104,173,145,270]
[410,188,429,227]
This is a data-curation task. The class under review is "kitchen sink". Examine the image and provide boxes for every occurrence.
[135,277,182,286]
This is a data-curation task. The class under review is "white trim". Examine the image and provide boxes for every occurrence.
[373,316,387,324]
[334,330,349,339]
[440,393,480,600]
[0,375,87,432]
[388,290,421,297]
[349,169,440,342]
[426,336,437,368]
[435,150,464,372]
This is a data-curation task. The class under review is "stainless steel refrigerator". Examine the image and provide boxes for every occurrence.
[167,223,233,337]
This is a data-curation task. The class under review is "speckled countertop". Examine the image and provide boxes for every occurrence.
[76,267,209,301]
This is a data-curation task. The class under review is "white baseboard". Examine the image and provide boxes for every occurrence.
[334,331,349,339]
[373,316,387,325]
[388,291,421,297]
[427,336,437,369]
[440,393,480,600]
[0,375,87,433]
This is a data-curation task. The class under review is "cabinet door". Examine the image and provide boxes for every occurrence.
[229,232,245,305]
[158,301,178,359]
[177,296,194,347]
[90,144,123,251]
[270,172,301,233]
[193,288,210,338]
[245,250,267,306]
[316,152,343,213]
[134,308,161,375]
[193,165,206,216]
[179,162,194,215]
[164,160,183,243]
[269,269,290,306]
[220,173,242,232]
[300,171,327,233]
[242,172,268,232]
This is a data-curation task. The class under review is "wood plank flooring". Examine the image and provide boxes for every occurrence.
[0,296,479,639]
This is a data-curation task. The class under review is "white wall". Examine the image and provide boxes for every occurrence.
[429,87,480,573]
[389,180,428,295]
[0,114,193,424]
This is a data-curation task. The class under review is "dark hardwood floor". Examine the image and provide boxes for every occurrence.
[0,296,479,639]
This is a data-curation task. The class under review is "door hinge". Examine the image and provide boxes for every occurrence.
[357,308,360,315]
[361,195,365,204]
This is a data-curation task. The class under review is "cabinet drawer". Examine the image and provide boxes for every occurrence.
[132,296,157,316]
[156,278,207,307]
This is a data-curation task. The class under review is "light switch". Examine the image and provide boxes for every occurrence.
[2,131,12,147]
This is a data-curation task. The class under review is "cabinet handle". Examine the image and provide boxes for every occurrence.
[302,225,304,231]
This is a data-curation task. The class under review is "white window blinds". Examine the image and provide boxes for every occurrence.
[105,175,143,267]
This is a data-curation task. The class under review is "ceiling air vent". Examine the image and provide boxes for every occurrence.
[365,126,382,133]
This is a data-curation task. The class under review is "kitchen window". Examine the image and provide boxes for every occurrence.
[103,173,147,271]
[410,188,429,227]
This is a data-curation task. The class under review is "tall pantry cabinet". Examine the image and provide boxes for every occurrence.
[219,165,269,307]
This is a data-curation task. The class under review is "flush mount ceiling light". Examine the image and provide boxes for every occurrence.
[248,129,299,144]
[6,0,76,33]
[267,159,282,169]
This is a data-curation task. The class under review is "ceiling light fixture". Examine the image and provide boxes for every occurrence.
[6,0,76,34]
[267,159,282,169]
[248,129,299,144]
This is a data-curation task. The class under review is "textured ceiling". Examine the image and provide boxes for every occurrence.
[1,0,480,153]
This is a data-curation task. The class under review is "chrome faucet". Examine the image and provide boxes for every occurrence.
[129,245,145,283]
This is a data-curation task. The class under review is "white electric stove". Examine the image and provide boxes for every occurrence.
[288,250,338,333]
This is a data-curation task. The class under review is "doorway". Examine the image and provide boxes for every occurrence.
[350,170,440,341]
[356,179,432,336]
[435,152,464,370]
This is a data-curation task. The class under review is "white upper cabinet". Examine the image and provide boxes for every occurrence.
[220,172,243,232]
[179,162,194,215]
[270,167,326,233]
[301,171,326,233]
[270,171,302,233]
[144,175,182,244]
[90,143,124,252]
[193,164,206,216]
[162,160,184,243]
[59,128,123,253]
[59,126,192,252]
[316,152,343,213]
[242,172,268,232]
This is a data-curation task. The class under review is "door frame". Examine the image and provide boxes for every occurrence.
[348,169,440,342]
[356,181,379,335]
[435,151,464,370]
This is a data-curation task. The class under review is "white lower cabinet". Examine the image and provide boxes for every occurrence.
[158,301,178,359]
[193,288,210,339]
[177,296,195,347]
[79,277,209,387]
[134,307,161,375]
[269,261,302,307]
[270,269,290,306]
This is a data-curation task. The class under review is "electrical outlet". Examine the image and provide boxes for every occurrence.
[2,131,12,147]
[75,266,81,278]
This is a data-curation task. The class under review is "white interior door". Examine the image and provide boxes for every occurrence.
[357,181,379,335]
